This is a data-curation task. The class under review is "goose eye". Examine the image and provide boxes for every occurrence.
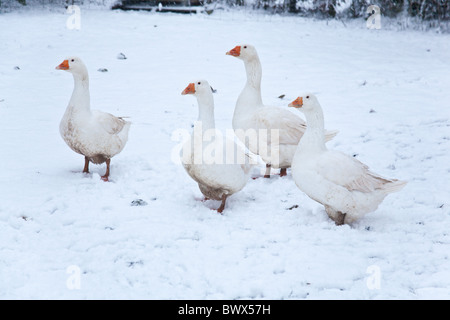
[71,59,74,62]
[243,46,247,49]
[306,96,310,99]
[198,82,201,85]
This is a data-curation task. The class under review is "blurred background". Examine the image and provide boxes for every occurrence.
[1,0,449,32]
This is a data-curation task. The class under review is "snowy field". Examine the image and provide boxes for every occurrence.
[1,7,450,300]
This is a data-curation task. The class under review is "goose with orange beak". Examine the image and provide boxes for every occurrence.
[56,59,69,70]
[289,94,407,225]
[180,80,253,214]
[56,56,131,181]
[288,97,303,108]
[225,45,241,57]
[226,44,338,179]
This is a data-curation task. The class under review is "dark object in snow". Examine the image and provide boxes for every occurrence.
[369,109,376,113]
[439,204,444,208]
[210,86,217,93]
[112,0,208,14]
[361,80,367,86]
[427,49,431,52]
[278,94,285,99]
[14,66,20,70]
[365,226,371,231]
[127,260,144,267]
[353,154,358,157]
[0,99,4,102]
[98,68,108,72]
[117,53,127,60]
[287,204,299,210]
[131,199,148,206]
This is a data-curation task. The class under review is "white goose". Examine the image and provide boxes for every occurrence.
[181,80,253,213]
[226,44,338,178]
[56,57,130,181]
[289,94,407,225]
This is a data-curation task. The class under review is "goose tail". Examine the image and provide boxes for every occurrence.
[382,179,407,194]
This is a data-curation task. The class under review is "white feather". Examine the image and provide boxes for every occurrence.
[291,94,406,224]
[229,44,338,170]
[58,57,130,166]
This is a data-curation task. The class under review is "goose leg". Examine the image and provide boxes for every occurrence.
[83,156,90,173]
[217,194,228,214]
[101,159,111,182]
[335,212,346,226]
[264,164,271,178]
[325,206,346,226]
[280,168,287,177]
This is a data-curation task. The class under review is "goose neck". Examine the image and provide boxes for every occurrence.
[244,56,262,91]
[300,108,327,152]
[196,94,215,132]
[69,72,90,111]
[235,57,263,114]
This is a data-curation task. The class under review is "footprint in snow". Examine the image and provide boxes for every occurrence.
[131,199,148,206]
[117,53,127,60]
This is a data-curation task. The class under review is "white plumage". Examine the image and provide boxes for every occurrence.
[181,80,253,213]
[56,57,130,181]
[227,44,338,178]
[289,94,407,225]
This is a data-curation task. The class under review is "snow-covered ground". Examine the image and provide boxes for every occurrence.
[0,7,449,300]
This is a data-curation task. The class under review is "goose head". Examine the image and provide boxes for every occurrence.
[226,44,258,61]
[55,56,88,78]
[288,93,320,113]
[181,80,213,97]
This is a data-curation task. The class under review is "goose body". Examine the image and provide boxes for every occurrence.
[227,44,337,177]
[56,57,130,181]
[289,94,407,225]
[181,80,253,213]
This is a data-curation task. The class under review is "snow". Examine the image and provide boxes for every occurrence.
[1,7,450,300]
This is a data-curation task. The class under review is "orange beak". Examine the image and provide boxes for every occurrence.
[226,46,241,57]
[55,60,69,70]
[181,83,196,95]
[288,97,303,108]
